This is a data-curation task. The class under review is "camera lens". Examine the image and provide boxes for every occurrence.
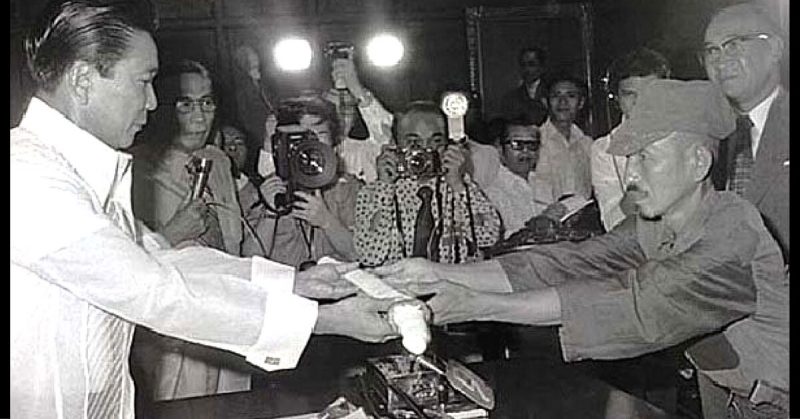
[297,148,326,175]
[407,152,428,175]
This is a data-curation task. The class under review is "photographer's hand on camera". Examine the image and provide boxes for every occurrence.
[376,145,401,183]
[292,190,337,229]
[442,144,468,193]
[161,198,210,246]
[258,174,287,210]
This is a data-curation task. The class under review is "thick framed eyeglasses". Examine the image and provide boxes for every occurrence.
[175,97,217,114]
[504,140,540,152]
[699,33,770,64]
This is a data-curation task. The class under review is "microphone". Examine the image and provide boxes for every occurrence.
[187,157,213,199]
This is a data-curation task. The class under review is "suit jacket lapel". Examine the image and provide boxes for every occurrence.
[745,89,790,204]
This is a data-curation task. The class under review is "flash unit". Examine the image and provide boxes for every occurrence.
[441,91,469,118]
[274,38,313,71]
[441,92,469,142]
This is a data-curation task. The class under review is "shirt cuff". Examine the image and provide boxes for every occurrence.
[245,292,318,371]
[251,256,296,294]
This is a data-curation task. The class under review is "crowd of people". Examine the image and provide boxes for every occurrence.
[10,0,789,418]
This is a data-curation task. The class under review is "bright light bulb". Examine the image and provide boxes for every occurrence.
[366,34,404,67]
[273,38,312,71]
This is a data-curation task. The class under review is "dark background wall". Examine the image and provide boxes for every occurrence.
[9,0,789,136]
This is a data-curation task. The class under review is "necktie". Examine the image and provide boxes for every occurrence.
[86,198,135,419]
[412,186,435,258]
[729,115,754,196]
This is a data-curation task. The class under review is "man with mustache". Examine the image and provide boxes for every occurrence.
[470,120,550,238]
[592,47,671,231]
[379,80,789,417]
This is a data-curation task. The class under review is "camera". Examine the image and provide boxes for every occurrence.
[324,41,355,60]
[387,145,442,179]
[271,128,337,212]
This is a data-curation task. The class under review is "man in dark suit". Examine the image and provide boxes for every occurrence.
[704,3,789,264]
[700,5,790,418]
[499,47,549,126]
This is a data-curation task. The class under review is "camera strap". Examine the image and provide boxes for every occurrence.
[392,192,408,259]
[463,182,480,259]
[431,177,444,263]
[297,219,316,262]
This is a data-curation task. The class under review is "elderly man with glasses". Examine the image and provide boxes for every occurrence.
[696,4,791,418]
[702,3,789,266]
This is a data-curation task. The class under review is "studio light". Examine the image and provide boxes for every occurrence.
[274,38,313,71]
[366,34,404,67]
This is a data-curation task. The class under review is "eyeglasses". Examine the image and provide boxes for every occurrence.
[175,97,217,114]
[699,33,771,64]
[503,140,540,152]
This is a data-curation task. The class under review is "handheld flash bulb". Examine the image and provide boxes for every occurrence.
[441,92,469,143]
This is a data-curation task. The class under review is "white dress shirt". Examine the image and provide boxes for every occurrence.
[747,86,780,158]
[591,125,629,231]
[536,119,594,204]
[10,98,318,419]
[338,90,394,183]
[469,141,548,237]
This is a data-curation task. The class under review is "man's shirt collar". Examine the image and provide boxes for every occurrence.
[637,189,719,259]
[19,97,133,206]
[747,86,780,157]
[542,118,586,143]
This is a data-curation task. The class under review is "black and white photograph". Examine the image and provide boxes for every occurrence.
[9,0,790,418]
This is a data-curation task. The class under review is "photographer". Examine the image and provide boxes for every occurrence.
[354,101,502,266]
[325,52,394,183]
[242,96,362,268]
[254,55,393,184]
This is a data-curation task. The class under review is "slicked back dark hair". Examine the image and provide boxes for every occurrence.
[25,0,158,92]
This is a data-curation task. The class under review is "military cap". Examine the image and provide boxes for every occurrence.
[607,80,736,156]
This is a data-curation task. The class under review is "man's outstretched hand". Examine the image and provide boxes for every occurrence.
[315,294,399,342]
[293,262,359,300]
